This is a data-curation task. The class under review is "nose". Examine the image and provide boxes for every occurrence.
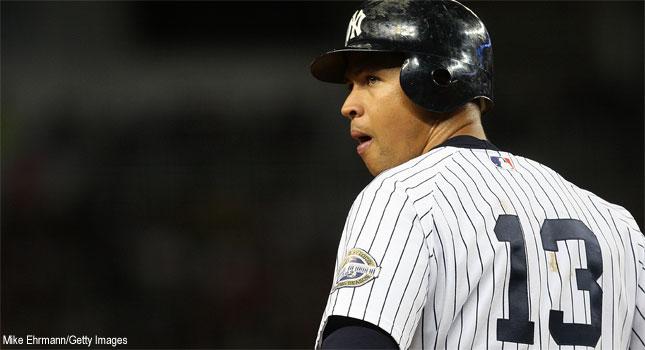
[341,89,364,120]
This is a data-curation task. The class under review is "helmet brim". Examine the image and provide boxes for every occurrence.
[310,48,395,84]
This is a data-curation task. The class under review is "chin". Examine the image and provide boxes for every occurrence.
[364,161,390,177]
[365,156,412,177]
[363,161,380,176]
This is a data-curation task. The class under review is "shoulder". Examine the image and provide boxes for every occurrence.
[580,187,642,234]
[515,155,643,235]
[350,146,478,233]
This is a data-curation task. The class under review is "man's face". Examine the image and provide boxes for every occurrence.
[342,53,436,176]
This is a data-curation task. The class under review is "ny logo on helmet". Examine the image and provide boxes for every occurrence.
[345,10,366,46]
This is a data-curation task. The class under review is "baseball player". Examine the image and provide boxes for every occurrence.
[310,1,645,349]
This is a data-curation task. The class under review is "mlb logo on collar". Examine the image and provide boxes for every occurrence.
[490,155,515,170]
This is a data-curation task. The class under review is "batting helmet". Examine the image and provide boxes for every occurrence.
[310,0,493,114]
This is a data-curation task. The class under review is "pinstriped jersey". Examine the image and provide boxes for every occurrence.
[315,137,645,349]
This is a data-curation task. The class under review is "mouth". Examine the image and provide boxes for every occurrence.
[351,130,373,155]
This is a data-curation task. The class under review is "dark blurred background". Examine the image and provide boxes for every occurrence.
[1,1,643,348]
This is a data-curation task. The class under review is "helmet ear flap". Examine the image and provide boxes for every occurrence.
[400,54,493,113]
[400,55,458,113]
[431,68,452,87]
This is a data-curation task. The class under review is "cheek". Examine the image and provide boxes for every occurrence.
[383,112,427,147]
[396,97,433,143]
[370,87,429,152]
[373,96,411,136]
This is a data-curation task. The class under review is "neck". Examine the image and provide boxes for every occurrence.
[422,103,487,153]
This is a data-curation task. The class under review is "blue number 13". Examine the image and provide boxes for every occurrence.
[494,215,602,347]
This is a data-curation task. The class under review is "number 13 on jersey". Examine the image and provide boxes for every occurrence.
[495,215,602,347]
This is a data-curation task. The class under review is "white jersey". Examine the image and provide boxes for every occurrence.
[315,138,645,349]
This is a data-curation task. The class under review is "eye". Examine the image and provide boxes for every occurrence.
[366,75,379,86]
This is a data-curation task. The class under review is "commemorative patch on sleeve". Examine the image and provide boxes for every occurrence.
[333,248,381,290]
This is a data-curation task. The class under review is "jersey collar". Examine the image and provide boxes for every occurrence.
[433,135,499,151]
